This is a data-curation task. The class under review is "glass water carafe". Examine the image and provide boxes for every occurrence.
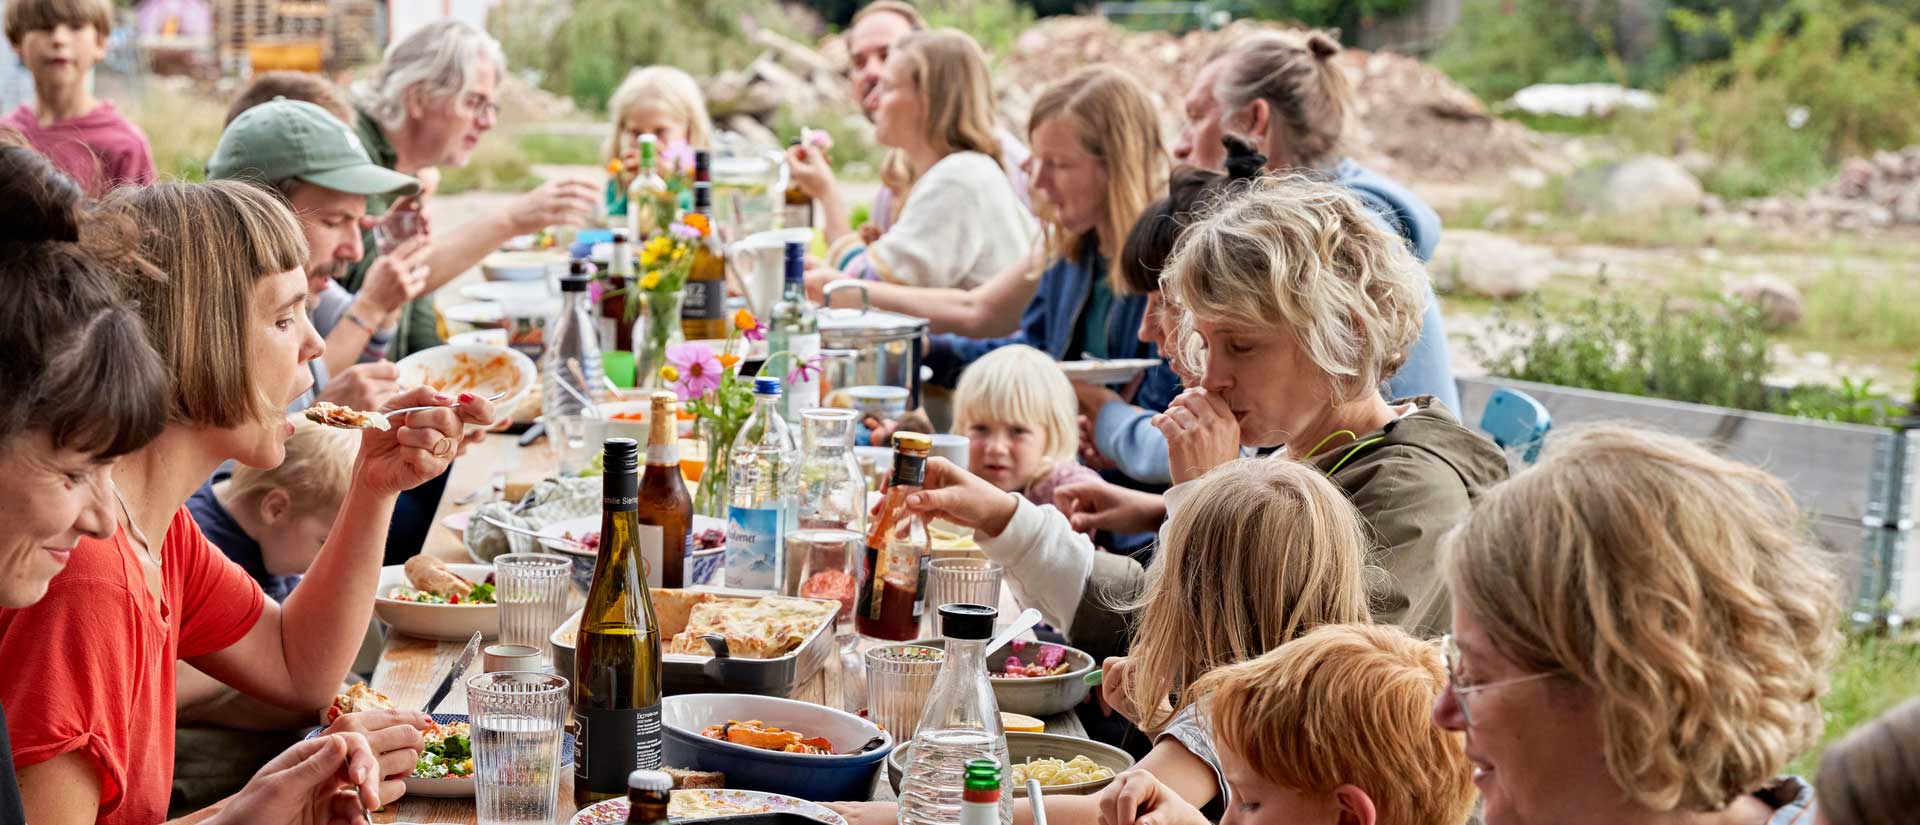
[791,409,866,642]
[897,604,1011,825]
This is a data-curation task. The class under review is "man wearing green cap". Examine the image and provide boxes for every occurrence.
[208,97,432,413]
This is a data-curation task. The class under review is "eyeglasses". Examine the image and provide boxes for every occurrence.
[459,93,498,121]
[1442,633,1560,727]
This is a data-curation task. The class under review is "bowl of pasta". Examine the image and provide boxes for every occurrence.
[887,732,1131,796]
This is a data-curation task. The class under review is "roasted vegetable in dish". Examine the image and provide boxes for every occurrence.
[700,720,833,754]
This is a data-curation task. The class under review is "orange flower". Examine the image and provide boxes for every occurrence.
[606,158,624,175]
[734,309,757,331]
[717,353,742,369]
[683,212,711,236]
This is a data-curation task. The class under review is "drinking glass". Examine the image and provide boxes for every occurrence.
[467,671,569,825]
[495,553,571,655]
[373,208,424,254]
[917,558,1004,640]
[865,644,945,742]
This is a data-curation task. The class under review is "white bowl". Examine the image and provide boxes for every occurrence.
[661,694,892,801]
[394,344,537,420]
[373,562,498,641]
[482,250,560,282]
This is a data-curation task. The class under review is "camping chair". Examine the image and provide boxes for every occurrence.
[1479,387,1551,465]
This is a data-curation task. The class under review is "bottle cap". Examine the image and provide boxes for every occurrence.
[939,603,996,640]
[893,431,932,452]
[612,227,630,243]
[569,241,592,260]
[963,758,1003,793]
[603,437,639,474]
[784,241,805,284]
[559,275,590,293]
[754,376,782,395]
[650,390,677,410]
[627,769,673,793]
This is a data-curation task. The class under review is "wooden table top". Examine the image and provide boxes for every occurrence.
[370,432,1085,824]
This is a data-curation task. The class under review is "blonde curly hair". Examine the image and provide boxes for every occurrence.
[1161,174,1427,403]
[1442,424,1843,812]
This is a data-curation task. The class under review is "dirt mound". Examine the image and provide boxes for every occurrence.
[997,16,1544,182]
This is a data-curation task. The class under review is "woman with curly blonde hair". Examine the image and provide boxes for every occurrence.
[1434,423,1843,825]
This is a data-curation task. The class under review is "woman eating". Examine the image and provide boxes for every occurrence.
[1435,424,1841,825]
[0,179,492,825]
[797,28,1033,289]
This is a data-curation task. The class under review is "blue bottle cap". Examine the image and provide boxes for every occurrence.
[754,376,782,395]
[784,241,805,284]
[569,241,593,259]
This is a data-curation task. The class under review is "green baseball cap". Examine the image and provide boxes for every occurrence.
[207,98,420,197]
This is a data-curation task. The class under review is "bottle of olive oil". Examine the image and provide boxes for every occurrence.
[574,437,664,805]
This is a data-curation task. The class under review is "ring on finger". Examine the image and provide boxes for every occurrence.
[431,438,454,457]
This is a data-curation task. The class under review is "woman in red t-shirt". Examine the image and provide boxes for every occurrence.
[0,180,495,825]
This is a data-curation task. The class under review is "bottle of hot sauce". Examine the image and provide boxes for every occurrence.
[855,432,931,641]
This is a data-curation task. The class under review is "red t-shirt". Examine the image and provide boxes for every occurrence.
[1,101,157,198]
[0,508,264,825]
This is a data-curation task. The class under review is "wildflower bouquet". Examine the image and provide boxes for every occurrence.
[605,137,697,219]
[663,309,767,516]
[622,211,711,389]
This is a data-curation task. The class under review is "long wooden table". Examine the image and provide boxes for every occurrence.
[369,432,1085,824]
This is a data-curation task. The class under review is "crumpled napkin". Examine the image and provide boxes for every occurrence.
[463,476,601,562]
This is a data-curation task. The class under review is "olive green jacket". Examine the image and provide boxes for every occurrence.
[344,106,441,359]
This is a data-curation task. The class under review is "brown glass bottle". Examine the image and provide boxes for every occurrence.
[626,769,672,825]
[855,432,932,641]
[783,139,814,231]
[573,438,664,805]
[680,182,728,341]
[638,391,691,588]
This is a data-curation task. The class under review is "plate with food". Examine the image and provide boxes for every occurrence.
[310,700,574,798]
[890,731,1130,797]
[537,515,727,592]
[662,694,891,802]
[373,556,499,641]
[394,344,537,416]
[909,638,1096,716]
[1055,358,1163,386]
[571,789,848,825]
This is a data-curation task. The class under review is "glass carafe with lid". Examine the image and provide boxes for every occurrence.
[792,409,865,642]
[897,604,1011,825]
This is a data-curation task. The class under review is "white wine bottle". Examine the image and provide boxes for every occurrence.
[573,437,664,805]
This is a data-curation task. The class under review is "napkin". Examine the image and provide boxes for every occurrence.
[462,476,601,562]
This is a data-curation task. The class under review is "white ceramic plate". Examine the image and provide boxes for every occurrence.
[1056,358,1163,386]
[448,328,509,348]
[393,344,538,417]
[571,789,848,825]
[462,280,552,305]
[372,562,498,641]
[441,302,505,326]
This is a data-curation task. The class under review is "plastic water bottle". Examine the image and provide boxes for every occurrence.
[725,377,798,591]
[543,263,607,476]
[898,604,1011,825]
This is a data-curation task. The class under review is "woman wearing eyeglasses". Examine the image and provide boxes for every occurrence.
[1433,424,1843,825]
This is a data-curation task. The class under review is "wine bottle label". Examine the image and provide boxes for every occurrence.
[781,333,821,415]
[894,454,927,488]
[573,705,663,796]
[683,279,726,321]
[724,506,783,591]
[638,523,664,588]
[646,443,678,465]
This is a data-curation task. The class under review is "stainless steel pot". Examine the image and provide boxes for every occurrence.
[819,281,930,410]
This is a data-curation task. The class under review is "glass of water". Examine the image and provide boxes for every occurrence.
[467,671,569,825]
[495,553,572,656]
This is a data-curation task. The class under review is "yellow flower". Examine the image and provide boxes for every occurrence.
[640,271,662,290]
[670,249,684,261]
[659,365,680,383]
[646,236,672,256]
[717,353,741,369]
[733,309,758,331]
[607,158,624,175]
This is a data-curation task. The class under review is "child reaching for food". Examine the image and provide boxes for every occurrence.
[951,344,1102,505]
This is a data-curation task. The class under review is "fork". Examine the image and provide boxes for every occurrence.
[383,390,508,421]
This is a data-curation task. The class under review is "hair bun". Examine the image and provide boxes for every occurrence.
[0,144,85,245]
[1220,134,1268,182]
[1306,32,1342,60]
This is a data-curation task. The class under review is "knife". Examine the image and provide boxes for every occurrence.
[421,631,484,714]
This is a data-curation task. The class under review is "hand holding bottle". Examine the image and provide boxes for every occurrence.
[904,457,1019,539]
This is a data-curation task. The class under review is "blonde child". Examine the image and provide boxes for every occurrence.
[604,65,713,214]
[1103,624,1476,825]
[951,344,1101,506]
[185,418,361,601]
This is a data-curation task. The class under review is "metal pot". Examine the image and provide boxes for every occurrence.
[819,281,930,410]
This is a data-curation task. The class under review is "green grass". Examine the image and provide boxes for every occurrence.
[125,82,227,183]
[435,133,543,196]
[513,130,605,167]
[1790,634,1920,777]
[1790,262,1920,355]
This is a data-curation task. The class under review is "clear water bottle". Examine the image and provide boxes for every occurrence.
[543,263,607,476]
[766,241,819,423]
[792,409,866,640]
[898,604,1011,825]
[725,377,798,592]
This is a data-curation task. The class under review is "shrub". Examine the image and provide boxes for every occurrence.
[1431,0,1622,102]
[126,79,227,183]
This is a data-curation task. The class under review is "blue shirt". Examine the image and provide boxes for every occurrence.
[185,472,300,602]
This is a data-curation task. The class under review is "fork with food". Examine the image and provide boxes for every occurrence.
[305,391,508,431]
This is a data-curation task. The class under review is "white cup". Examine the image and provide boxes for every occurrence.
[928,433,970,470]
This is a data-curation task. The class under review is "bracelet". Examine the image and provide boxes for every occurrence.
[345,312,379,334]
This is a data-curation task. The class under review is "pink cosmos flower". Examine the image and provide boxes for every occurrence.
[667,342,723,400]
[785,353,824,385]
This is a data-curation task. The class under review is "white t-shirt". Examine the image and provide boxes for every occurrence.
[865,150,1038,290]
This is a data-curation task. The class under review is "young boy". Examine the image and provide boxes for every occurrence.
[1103,624,1477,825]
[3,0,155,195]
[186,419,359,601]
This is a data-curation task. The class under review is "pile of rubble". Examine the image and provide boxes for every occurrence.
[1715,146,1920,231]
[701,15,1547,183]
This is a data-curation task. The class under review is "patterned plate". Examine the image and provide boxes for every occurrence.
[570,789,849,825]
[306,713,574,799]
